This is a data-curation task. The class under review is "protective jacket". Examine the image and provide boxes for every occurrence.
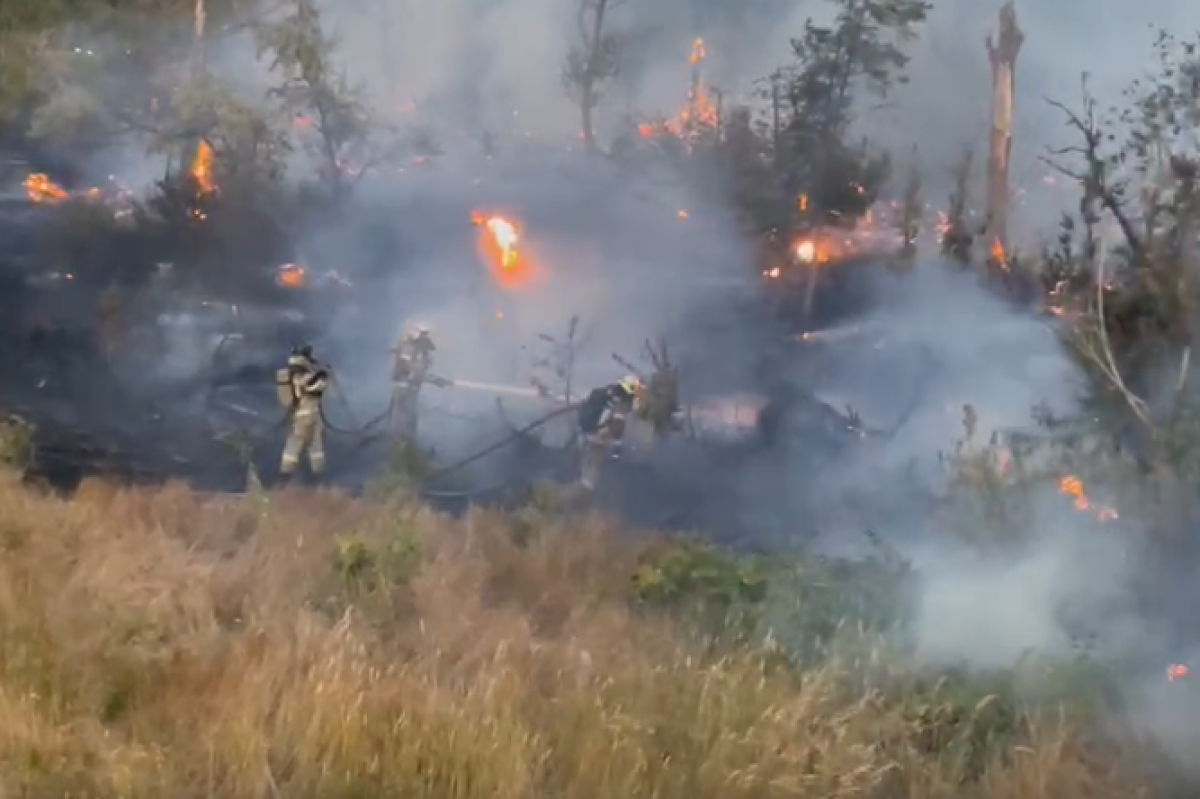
[392,333,435,383]
[276,353,328,410]
[578,384,636,438]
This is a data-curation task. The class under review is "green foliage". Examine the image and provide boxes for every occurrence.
[334,526,422,595]
[367,442,434,500]
[0,415,35,471]
[778,0,928,221]
[257,0,392,193]
[633,541,769,638]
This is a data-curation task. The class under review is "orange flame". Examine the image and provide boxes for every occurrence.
[276,263,306,288]
[191,141,215,194]
[24,174,68,203]
[638,37,718,141]
[991,238,1006,265]
[472,212,531,288]
[1058,475,1118,521]
[1168,664,1189,681]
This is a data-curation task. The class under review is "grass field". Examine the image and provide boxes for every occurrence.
[0,471,1174,797]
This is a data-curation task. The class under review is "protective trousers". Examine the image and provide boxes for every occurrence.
[280,405,325,477]
[391,380,422,440]
[579,429,614,489]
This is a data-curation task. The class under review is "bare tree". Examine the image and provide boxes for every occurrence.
[983,1,1022,252]
[562,0,625,153]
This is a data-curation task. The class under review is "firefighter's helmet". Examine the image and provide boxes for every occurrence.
[618,375,643,395]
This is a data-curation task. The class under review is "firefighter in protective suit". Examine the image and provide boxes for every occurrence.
[275,344,329,481]
[390,324,436,440]
[576,375,642,489]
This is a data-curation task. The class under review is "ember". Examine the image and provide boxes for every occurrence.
[1058,475,1118,521]
[276,263,306,288]
[1168,663,1189,681]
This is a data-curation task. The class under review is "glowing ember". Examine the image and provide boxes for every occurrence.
[796,240,816,262]
[991,238,1006,265]
[276,263,306,288]
[24,174,68,203]
[678,209,689,219]
[1168,664,1189,680]
[1058,475,1118,521]
[191,141,216,194]
[472,211,531,288]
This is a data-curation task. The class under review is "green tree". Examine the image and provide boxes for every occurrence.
[257,0,394,200]
[779,0,930,223]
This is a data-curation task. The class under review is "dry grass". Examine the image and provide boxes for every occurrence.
[0,471,1162,798]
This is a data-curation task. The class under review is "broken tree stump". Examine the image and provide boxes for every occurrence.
[985,1,1023,259]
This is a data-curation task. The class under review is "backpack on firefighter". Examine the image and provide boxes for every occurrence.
[276,345,317,409]
[577,376,641,435]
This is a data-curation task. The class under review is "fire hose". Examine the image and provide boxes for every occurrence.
[202,336,595,497]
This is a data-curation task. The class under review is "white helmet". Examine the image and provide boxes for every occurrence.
[618,375,643,395]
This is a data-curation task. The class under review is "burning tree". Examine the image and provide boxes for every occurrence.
[562,0,626,153]
[636,37,721,146]
[1038,32,1200,570]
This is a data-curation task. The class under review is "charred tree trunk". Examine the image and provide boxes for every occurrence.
[985,1,1022,257]
[178,0,207,176]
[579,0,609,153]
[581,91,596,152]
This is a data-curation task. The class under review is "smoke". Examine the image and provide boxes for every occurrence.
[308,149,759,468]
[849,0,1200,233]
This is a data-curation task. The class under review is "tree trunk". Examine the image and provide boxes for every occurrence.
[179,0,207,175]
[581,91,595,152]
[984,1,1022,256]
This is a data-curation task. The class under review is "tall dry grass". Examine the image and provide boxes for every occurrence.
[0,472,1160,798]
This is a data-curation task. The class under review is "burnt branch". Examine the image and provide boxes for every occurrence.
[1042,83,1144,260]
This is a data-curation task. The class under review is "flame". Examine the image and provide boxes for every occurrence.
[276,263,306,288]
[638,37,719,141]
[991,238,1006,266]
[798,194,808,212]
[1168,664,1189,681]
[191,141,216,194]
[24,174,68,203]
[1058,475,1118,521]
[472,211,531,287]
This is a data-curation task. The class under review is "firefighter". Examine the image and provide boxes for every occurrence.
[275,343,329,482]
[390,324,436,440]
[576,375,643,489]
